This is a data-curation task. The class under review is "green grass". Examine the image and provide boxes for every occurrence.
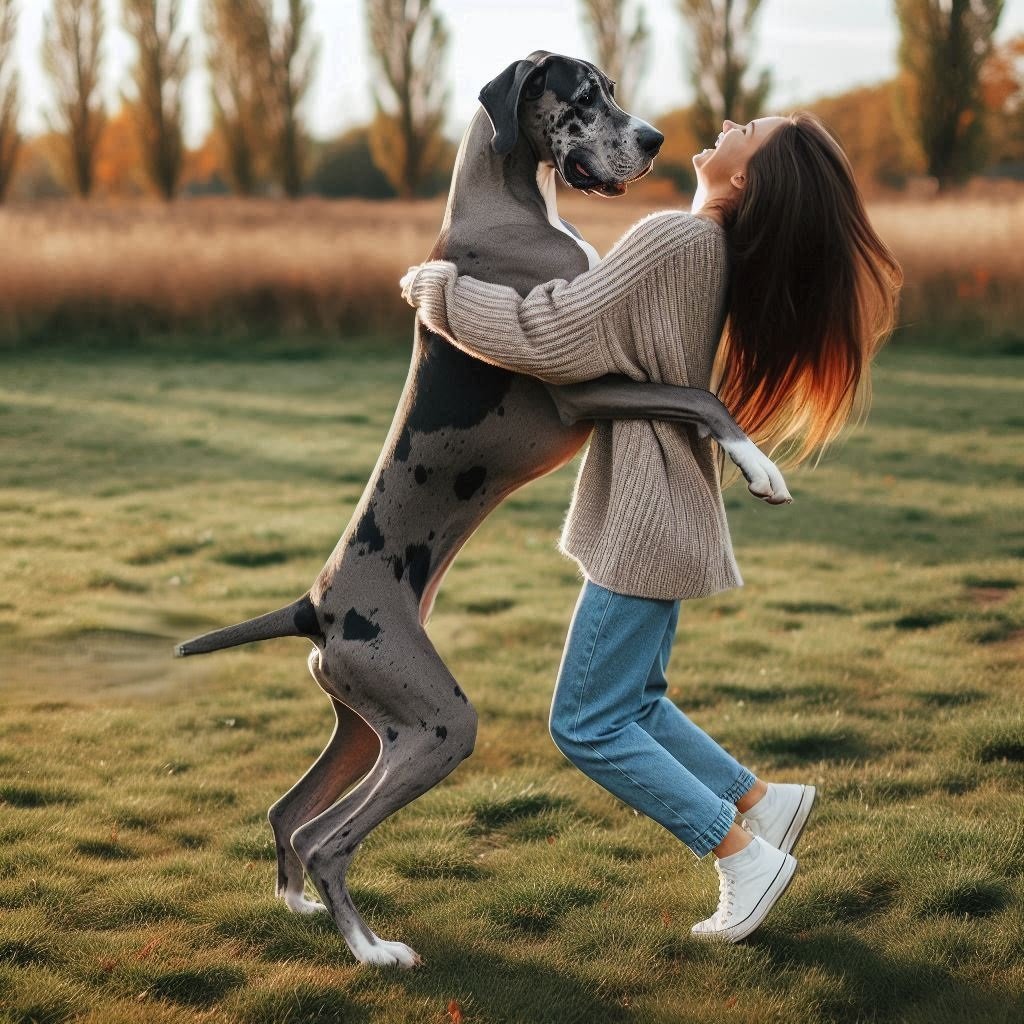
[1,335,1022,1023]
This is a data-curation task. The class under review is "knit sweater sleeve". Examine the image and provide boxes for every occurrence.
[406,211,722,385]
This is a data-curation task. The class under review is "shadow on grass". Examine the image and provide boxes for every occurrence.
[753,926,1016,1022]
[235,982,372,1024]
[367,943,638,1024]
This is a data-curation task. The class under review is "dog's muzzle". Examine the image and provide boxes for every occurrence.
[562,147,658,197]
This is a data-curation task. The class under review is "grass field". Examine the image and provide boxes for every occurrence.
[1,334,1022,1023]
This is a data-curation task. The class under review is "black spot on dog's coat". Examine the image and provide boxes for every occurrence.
[404,544,431,598]
[454,684,467,703]
[342,608,381,642]
[454,466,487,500]
[414,465,428,484]
[386,727,398,742]
[435,726,447,741]
[292,595,325,643]
[408,331,512,432]
[351,507,385,553]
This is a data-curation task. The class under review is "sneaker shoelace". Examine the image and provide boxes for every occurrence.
[713,861,736,922]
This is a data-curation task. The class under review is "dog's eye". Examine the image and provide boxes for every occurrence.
[578,88,595,105]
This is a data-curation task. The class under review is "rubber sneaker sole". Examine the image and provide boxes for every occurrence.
[692,853,799,944]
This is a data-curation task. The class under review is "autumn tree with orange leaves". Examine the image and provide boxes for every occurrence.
[122,0,189,200]
[42,0,106,198]
[0,0,20,203]
[981,33,1024,169]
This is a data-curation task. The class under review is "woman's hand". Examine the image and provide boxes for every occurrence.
[400,265,424,306]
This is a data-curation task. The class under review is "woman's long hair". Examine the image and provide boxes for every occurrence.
[711,111,903,475]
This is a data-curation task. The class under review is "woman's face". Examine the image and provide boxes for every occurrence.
[692,116,789,194]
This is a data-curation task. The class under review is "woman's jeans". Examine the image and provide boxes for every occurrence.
[550,579,756,859]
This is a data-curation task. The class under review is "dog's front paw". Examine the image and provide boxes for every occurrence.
[721,439,792,505]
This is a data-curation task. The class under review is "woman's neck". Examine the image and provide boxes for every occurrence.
[689,182,733,227]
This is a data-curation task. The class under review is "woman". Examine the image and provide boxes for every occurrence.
[400,112,902,942]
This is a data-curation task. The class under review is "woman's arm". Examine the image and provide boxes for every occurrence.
[402,211,718,385]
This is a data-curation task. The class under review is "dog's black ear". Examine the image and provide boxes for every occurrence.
[479,59,547,156]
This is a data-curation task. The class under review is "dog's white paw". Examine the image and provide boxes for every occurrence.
[721,439,793,505]
[357,939,423,969]
[284,892,327,915]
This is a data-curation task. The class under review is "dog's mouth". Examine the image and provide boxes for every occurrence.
[561,150,655,198]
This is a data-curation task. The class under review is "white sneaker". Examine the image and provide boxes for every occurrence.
[690,829,797,943]
[741,782,816,855]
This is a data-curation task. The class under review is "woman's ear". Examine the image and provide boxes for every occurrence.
[478,58,548,156]
[730,170,747,191]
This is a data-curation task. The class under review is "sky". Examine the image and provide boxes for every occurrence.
[11,0,1024,148]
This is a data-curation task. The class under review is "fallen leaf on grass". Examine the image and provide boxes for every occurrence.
[447,998,463,1023]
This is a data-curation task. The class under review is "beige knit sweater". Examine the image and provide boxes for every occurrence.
[406,209,743,601]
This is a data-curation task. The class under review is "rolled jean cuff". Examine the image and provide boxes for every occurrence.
[721,766,757,804]
[691,798,737,859]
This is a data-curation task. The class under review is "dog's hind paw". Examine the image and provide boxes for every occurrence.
[358,939,423,969]
[284,892,327,915]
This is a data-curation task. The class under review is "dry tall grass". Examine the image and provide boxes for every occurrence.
[0,189,1021,345]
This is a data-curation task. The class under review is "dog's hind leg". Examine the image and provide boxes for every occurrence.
[290,630,478,968]
[269,647,381,915]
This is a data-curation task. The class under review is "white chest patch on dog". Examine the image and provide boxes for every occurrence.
[536,165,601,270]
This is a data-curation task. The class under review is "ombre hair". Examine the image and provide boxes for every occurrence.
[710,111,903,475]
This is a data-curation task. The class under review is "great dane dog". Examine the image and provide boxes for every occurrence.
[176,51,789,968]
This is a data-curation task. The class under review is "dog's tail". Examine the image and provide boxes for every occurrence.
[174,593,322,657]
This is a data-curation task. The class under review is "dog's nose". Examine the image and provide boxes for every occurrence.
[637,126,664,156]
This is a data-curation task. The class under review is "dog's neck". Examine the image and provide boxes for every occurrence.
[534,164,600,270]
[436,109,596,270]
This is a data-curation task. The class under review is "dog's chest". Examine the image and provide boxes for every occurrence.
[536,166,600,270]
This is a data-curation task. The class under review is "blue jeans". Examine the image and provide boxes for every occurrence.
[550,579,757,859]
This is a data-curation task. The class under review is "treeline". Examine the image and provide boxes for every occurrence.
[0,0,1021,203]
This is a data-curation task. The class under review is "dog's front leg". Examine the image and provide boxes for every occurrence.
[545,376,792,505]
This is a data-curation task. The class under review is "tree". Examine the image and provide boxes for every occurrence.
[308,126,397,199]
[895,0,1004,190]
[42,0,106,198]
[0,0,19,203]
[94,103,146,195]
[676,0,771,146]
[122,0,189,200]
[267,0,319,197]
[366,0,450,198]
[579,0,650,108]
[809,80,923,190]
[205,0,270,195]
[980,33,1024,171]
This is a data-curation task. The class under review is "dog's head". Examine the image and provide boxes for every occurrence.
[479,51,663,197]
